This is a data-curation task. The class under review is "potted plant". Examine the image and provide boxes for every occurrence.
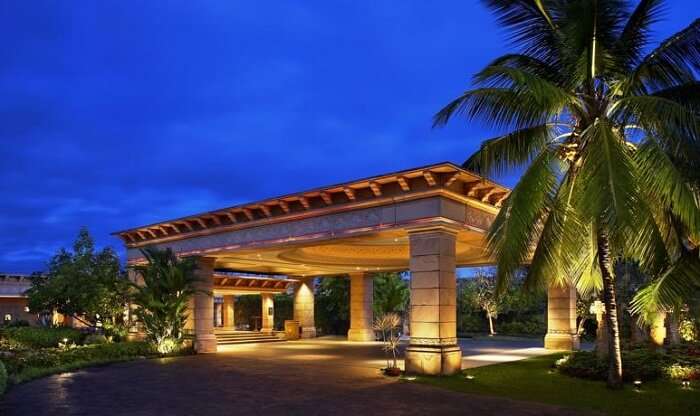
[373,313,401,376]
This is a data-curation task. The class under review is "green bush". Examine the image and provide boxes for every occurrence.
[0,360,6,396]
[558,346,700,382]
[498,320,546,336]
[0,327,83,349]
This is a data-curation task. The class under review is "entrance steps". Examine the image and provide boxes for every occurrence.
[215,329,286,346]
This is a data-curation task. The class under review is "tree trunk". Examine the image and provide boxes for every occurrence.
[596,230,624,389]
[667,312,681,345]
[487,313,495,336]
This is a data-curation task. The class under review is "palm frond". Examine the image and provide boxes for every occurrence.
[482,0,561,63]
[614,0,665,71]
[627,18,700,94]
[575,119,640,252]
[486,53,563,84]
[488,146,561,293]
[636,138,700,240]
[464,124,554,176]
[610,95,700,148]
[651,81,700,114]
[526,168,591,292]
[433,87,569,130]
[630,253,700,323]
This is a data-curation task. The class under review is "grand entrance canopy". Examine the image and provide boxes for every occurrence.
[115,162,580,376]
[114,162,508,274]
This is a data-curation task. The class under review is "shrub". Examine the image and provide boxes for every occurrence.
[0,360,6,396]
[498,320,546,336]
[558,347,700,382]
[556,351,606,380]
[0,327,83,349]
[84,334,109,345]
[2,342,157,382]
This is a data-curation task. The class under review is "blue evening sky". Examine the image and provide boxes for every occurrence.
[1,1,696,272]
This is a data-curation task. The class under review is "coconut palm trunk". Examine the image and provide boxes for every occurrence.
[487,312,495,336]
[597,230,623,388]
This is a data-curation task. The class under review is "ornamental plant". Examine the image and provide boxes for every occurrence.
[373,312,401,372]
[435,0,700,388]
[130,248,198,354]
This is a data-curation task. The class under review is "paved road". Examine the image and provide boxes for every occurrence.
[1,337,590,416]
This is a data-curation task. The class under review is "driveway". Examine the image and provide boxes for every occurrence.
[0,337,589,416]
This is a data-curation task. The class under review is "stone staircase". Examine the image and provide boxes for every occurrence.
[214,329,286,346]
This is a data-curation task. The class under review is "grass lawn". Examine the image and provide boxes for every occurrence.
[410,354,700,416]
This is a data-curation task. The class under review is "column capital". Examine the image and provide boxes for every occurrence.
[406,225,460,237]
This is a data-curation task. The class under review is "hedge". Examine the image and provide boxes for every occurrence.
[0,327,83,350]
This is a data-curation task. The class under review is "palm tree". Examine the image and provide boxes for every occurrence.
[434,0,699,388]
[130,247,198,354]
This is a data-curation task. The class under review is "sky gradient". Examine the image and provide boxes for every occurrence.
[1,1,696,272]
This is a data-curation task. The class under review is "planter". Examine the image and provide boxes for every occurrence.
[384,367,401,377]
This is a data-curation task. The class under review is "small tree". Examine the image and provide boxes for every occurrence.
[373,312,401,372]
[472,270,500,336]
[130,247,197,354]
[26,228,129,337]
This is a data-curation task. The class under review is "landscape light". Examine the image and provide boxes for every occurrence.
[633,380,642,391]
[62,338,68,343]
[464,375,475,380]
[404,376,416,381]
[681,379,691,389]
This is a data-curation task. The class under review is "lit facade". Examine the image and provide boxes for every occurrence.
[115,162,579,375]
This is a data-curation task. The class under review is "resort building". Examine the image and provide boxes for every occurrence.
[0,274,36,325]
[114,162,579,375]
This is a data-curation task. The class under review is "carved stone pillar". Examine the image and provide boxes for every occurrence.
[193,257,217,353]
[590,300,608,357]
[261,293,274,333]
[294,277,316,338]
[405,228,462,376]
[222,295,235,329]
[347,272,374,342]
[544,284,580,350]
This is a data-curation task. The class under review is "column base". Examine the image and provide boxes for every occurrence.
[544,333,580,350]
[195,334,218,353]
[300,327,317,338]
[405,345,462,375]
[347,328,375,342]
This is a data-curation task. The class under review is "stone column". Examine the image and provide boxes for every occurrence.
[261,293,274,333]
[193,257,217,353]
[222,295,235,329]
[405,228,462,376]
[347,272,374,342]
[544,284,580,350]
[184,297,195,333]
[126,269,146,341]
[293,277,316,338]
